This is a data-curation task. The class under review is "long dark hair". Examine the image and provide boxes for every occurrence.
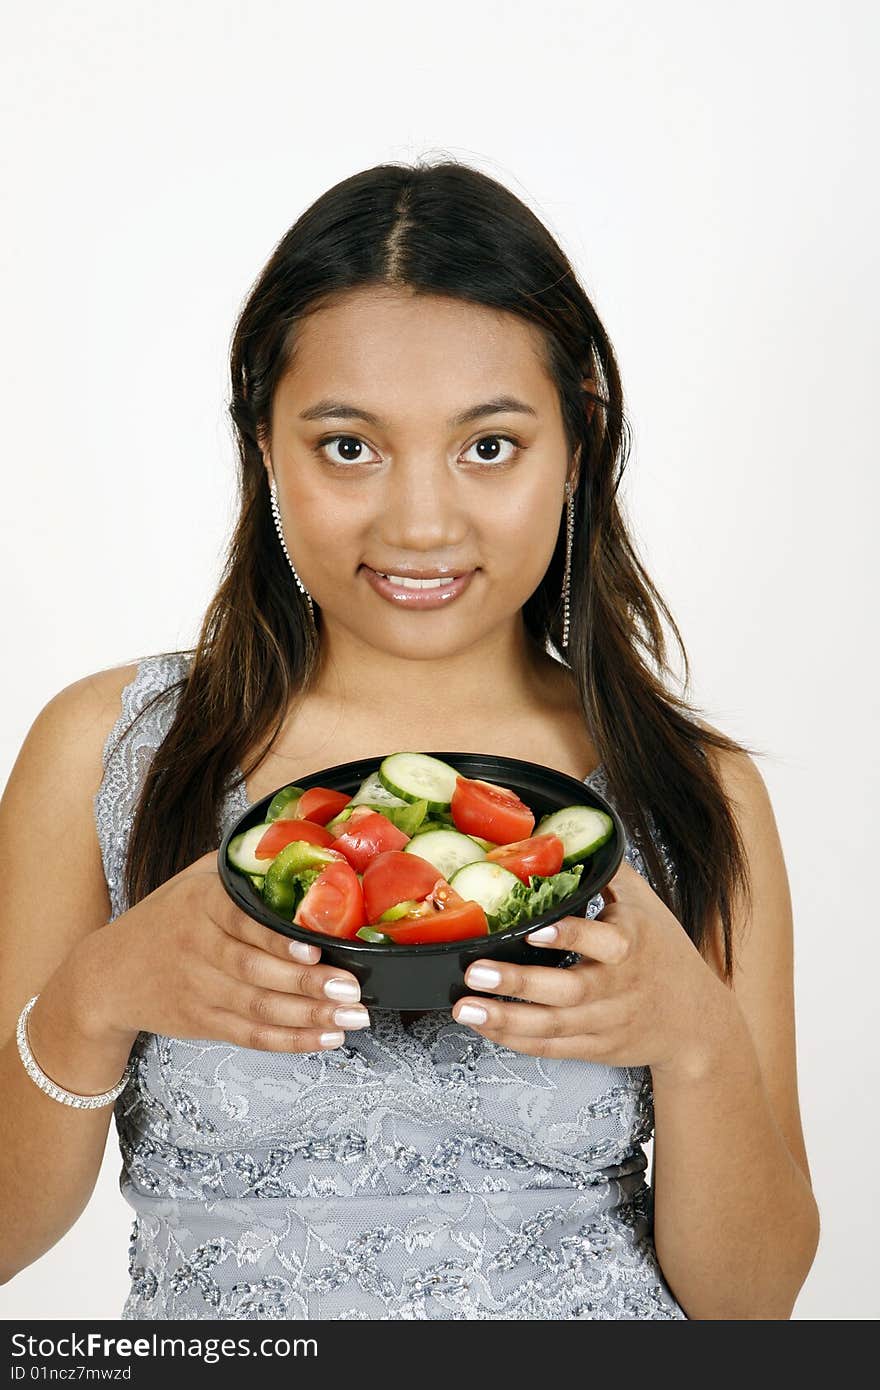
[115,158,761,981]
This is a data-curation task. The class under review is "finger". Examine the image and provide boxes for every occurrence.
[453,991,612,1038]
[461,955,600,1008]
[207,967,371,1032]
[215,899,335,971]
[463,1020,604,1060]
[202,868,325,965]
[523,912,631,965]
[209,935,366,1005]
[206,1006,351,1053]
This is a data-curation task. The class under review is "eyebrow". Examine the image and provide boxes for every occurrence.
[298,394,539,428]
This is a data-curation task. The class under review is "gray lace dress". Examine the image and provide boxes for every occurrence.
[94,653,687,1320]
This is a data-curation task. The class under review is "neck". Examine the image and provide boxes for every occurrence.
[308,612,570,721]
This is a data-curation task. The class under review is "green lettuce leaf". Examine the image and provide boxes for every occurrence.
[486,863,585,934]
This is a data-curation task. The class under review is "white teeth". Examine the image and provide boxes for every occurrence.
[397,575,456,589]
[379,573,459,588]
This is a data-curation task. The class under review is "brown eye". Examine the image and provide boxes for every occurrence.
[461,434,522,466]
[314,435,379,465]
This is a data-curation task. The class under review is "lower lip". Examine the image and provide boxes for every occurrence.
[361,566,477,607]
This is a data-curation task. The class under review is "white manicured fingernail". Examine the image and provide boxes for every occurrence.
[457,1003,488,1025]
[324,977,360,1002]
[289,939,320,963]
[320,1030,346,1048]
[333,1006,370,1029]
[466,964,501,989]
[527,924,558,943]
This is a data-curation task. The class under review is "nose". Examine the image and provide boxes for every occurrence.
[375,452,469,554]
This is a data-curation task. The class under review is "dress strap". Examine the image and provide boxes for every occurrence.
[93,652,191,920]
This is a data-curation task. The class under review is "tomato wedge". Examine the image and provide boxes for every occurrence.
[379,877,489,945]
[431,879,465,909]
[450,775,535,843]
[327,805,376,836]
[330,811,410,873]
[381,900,489,945]
[485,833,565,885]
[361,850,441,924]
[255,818,336,859]
[297,787,352,825]
[293,858,366,938]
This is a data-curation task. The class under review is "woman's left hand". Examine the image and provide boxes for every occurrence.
[452,857,737,1076]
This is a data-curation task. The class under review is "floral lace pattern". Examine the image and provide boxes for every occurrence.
[94,654,687,1320]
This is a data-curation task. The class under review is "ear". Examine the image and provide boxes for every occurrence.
[256,425,274,487]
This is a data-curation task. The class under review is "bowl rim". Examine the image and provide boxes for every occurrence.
[218,750,625,956]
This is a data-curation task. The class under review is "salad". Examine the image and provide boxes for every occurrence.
[226,751,614,946]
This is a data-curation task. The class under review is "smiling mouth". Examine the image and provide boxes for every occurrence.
[360,565,478,605]
[361,564,476,588]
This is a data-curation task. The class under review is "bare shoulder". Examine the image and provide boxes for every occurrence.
[693,716,767,795]
[692,715,784,953]
[4,660,143,808]
[29,661,143,755]
[0,661,143,1037]
[690,720,785,886]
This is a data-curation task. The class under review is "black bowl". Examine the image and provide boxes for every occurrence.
[217,752,625,1010]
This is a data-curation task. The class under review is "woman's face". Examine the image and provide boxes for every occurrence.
[260,286,578,667]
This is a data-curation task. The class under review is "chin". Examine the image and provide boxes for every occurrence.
[360,620,480,661]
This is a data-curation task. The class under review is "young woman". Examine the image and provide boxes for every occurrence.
[0,160,819,1320]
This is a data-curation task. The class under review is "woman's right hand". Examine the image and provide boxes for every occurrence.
[71,850,371,1054]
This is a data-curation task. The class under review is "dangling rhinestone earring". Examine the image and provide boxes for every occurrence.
[269,476,315,624]
[562,479,575,651]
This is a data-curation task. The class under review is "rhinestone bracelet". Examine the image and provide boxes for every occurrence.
[16,995,131,1109]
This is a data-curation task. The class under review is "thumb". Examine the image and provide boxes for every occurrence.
[597,854,648,906]
[185,849,222,875]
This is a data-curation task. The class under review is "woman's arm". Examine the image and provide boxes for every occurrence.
[650,746,820,1319]
[0,669,140,1284]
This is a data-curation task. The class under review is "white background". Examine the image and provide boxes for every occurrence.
[2,0,877,1321]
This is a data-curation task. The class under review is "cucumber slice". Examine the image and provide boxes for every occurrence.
[404,828,485,880]
[535,804,614,866]
[349,771,409,809]
[378,752,461,812]
[266,785,306,821]
[448,860,523,918]
[247,873,265,891]
[227,823,274,875]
